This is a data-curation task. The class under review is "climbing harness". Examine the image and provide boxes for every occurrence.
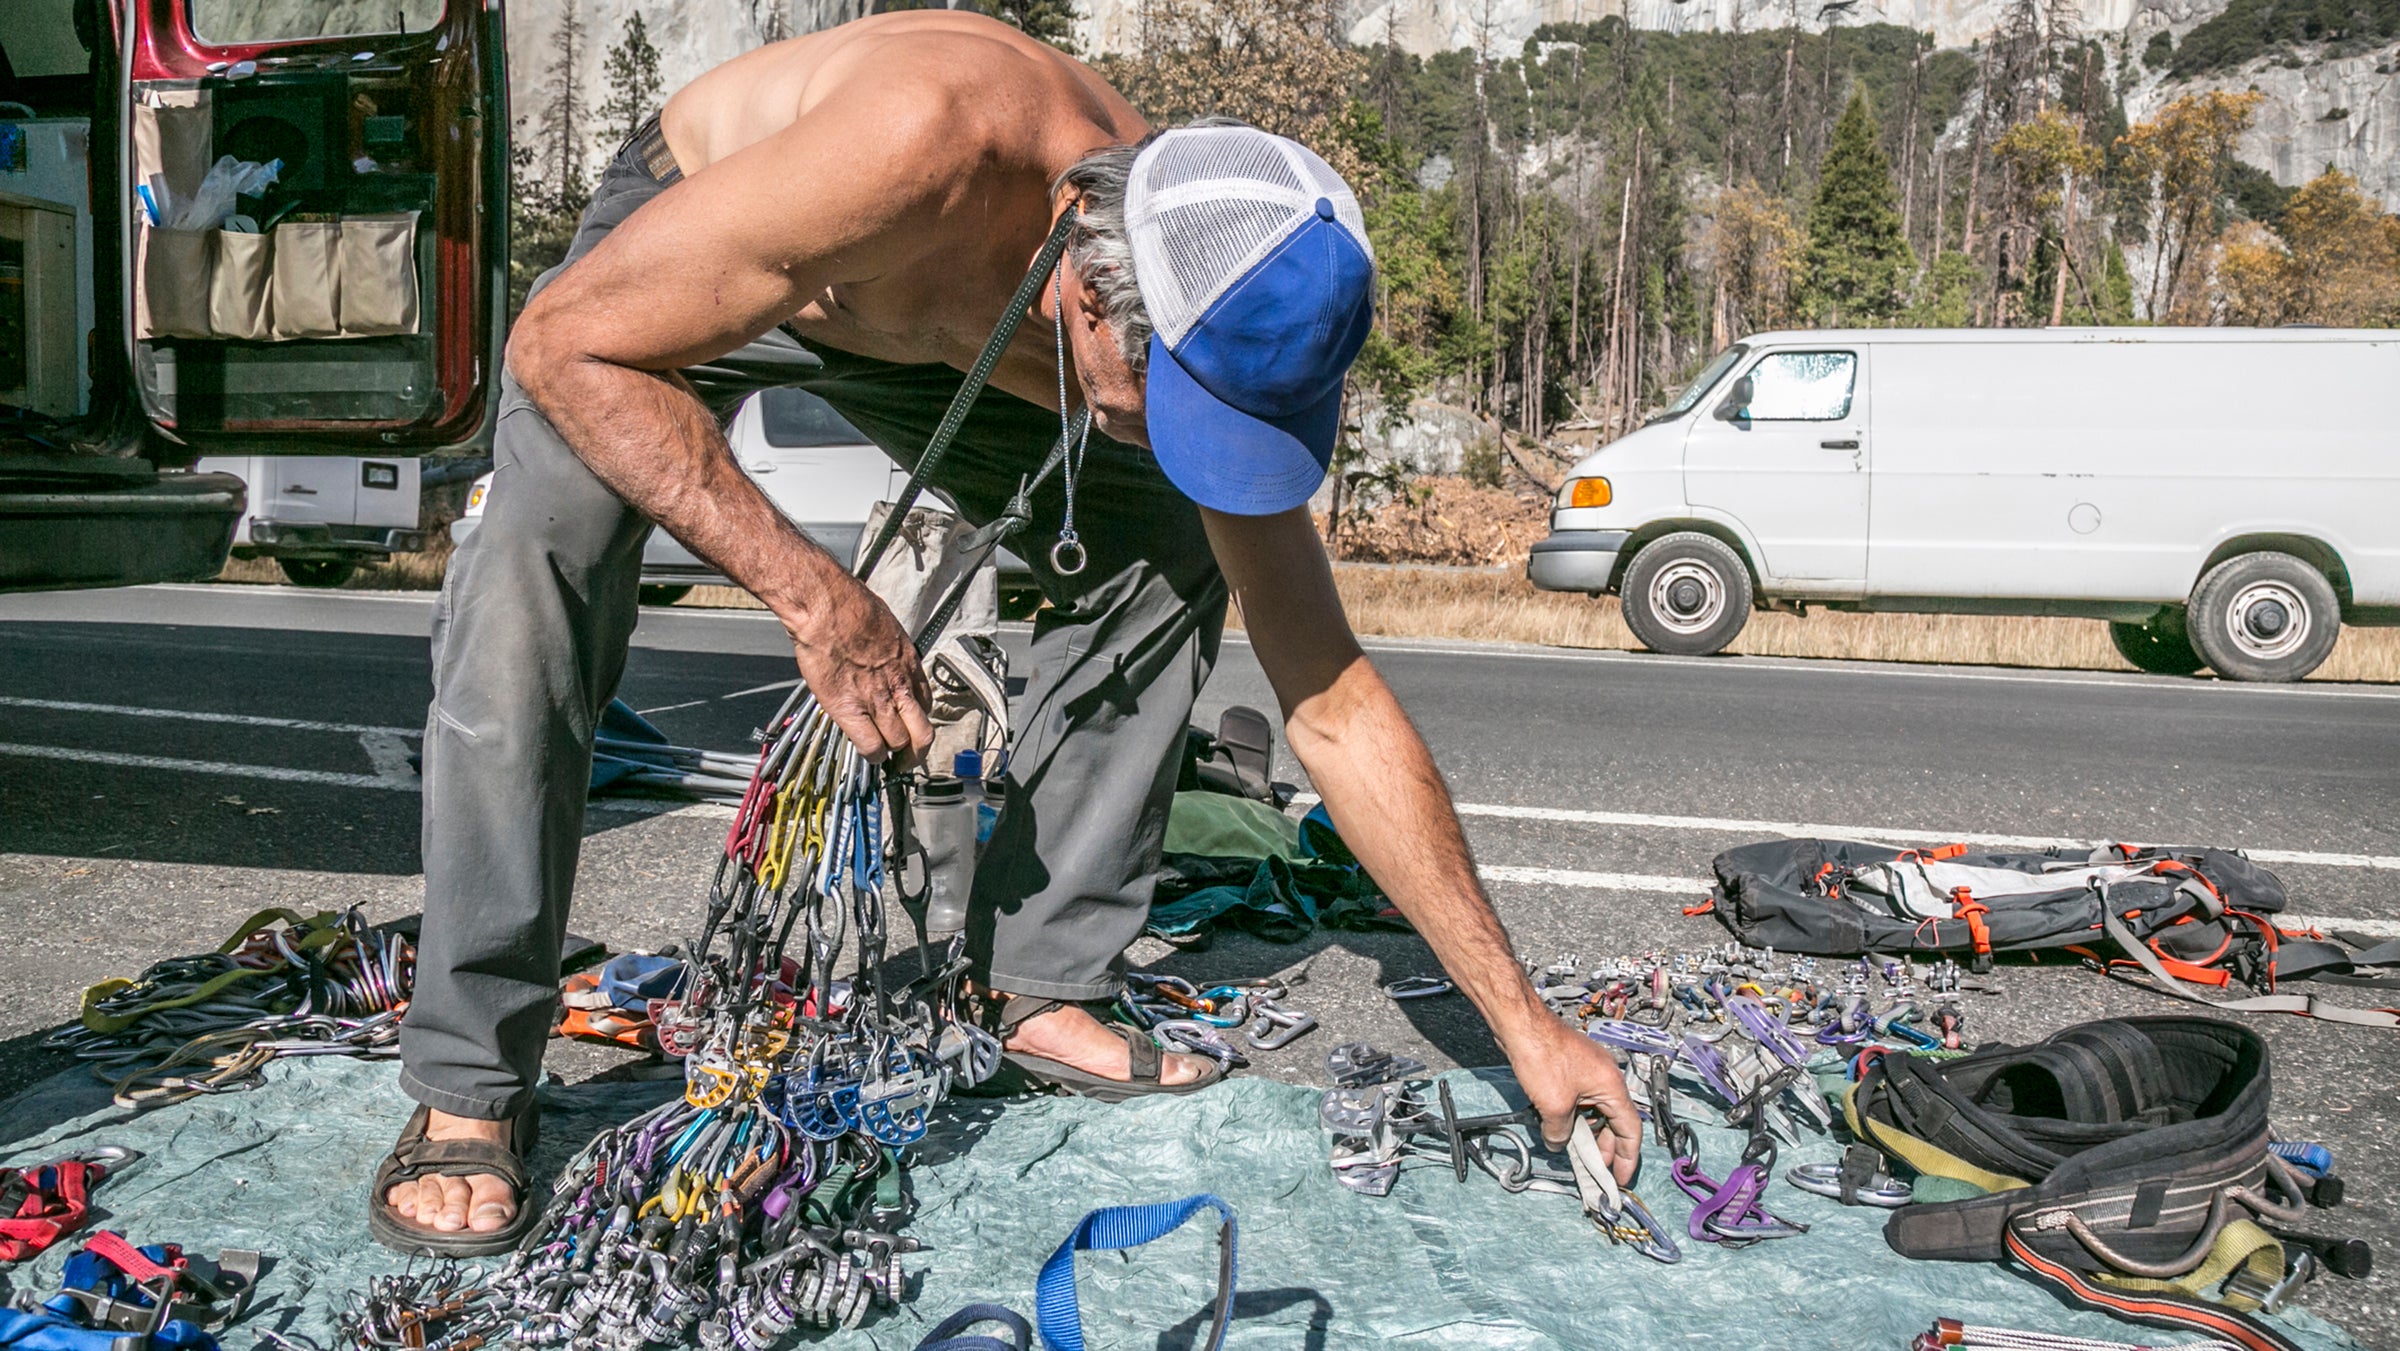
[1855,1017,2356,1351]
[0,1148,138,1264]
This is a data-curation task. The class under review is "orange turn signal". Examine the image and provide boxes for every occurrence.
[1566,477,1612,508]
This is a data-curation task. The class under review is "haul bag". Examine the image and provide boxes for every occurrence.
[1706,839,2286,961]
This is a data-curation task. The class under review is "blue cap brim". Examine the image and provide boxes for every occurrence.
[1144,331,1340,516]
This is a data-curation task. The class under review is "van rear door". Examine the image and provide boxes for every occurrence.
[1682,346,1870,584]
[121,0,504,451]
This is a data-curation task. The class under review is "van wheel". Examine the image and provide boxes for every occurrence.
[279,558,356,588]
[2108,609,2203,676]
[639,585,693,607]
[1620,532,1752,656]
[2186,552,2340,683]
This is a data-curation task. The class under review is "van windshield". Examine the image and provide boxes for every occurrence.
[1650,344,1747,424]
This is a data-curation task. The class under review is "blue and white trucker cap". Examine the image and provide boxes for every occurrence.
[1127,124,1376,515]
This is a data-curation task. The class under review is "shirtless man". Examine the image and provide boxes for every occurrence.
[371,11,1640,1254]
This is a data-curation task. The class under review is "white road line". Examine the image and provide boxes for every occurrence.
[0,742,405,791]
[1450,801,2400,872]
[1480,866,1698,893]
[0,696,420,739]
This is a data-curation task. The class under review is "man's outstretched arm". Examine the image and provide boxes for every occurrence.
[1200,506,1642,1178]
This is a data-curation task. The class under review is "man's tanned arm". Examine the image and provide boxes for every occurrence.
[1201,507,1644,1179]
[503,85,974,762]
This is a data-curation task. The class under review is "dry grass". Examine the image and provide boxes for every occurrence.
[213,533,456,590]
[207,545,2400,684]
[1315,565,2400,684]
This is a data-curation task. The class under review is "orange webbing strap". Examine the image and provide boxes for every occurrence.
[2097,908,2400,1029]
[1951,887,1992,960]
[2003,1227,2302,1351]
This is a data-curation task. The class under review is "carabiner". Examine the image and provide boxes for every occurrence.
[1381,976,1455,1001]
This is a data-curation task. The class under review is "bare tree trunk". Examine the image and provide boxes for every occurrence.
[1776,17,1800,183]
[1931,149,1947,257]
[2048,167,2077,326]
[1900,42,1923,247]
[1603,173,1633,431]
[1961,44,1992,259]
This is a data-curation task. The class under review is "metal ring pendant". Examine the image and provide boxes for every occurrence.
[1049,537,1087,576]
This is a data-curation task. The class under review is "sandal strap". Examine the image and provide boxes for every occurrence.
[1119,1025,1162,1083]
[386,1137,529,1190]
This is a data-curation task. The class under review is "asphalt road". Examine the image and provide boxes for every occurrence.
[1,583,2395,1340]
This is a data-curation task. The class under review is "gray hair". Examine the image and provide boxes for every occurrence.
[1053,118,1251,375]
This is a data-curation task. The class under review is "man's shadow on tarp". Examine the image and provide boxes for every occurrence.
[1160,1286,1333,1351]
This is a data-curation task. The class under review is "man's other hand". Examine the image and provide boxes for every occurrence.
[785,574,934,765]
[1512,1017,1644,1184]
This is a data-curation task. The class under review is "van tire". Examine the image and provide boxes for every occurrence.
[1620,532,1752,656]
[279,558,356,588]
[2108,609,2204,676]
[639,585,693,607]
[2186,552,2340,683]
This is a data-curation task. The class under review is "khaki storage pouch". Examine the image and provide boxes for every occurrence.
[336,211,420,337]
[209,230,275,341]
[269,221,342,340]
[131,91,212,221]
[136,226,215,340]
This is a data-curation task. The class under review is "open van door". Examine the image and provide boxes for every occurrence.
[120,0,507,451]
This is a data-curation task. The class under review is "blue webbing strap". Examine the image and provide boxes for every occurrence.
[1033,1194,1238,1351]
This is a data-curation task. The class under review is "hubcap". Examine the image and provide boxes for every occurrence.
[1648,560,1726,635]
[2223,581,2310,662]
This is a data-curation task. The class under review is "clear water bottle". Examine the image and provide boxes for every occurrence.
[915,775,978,937]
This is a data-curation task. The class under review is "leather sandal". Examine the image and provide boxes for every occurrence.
[982,995,1228,1104]
[367,1102,542,1257]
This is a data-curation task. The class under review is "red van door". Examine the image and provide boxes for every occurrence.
[120,0,506,450]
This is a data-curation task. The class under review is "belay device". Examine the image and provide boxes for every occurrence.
[1851,1016,2363,1351]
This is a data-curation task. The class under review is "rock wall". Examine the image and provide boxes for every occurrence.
[2134,48,2400,209]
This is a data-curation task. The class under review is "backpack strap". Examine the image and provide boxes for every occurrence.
[2098,909,2400,1029]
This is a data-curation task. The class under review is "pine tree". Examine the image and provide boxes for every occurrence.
[540,0,589,203]
[992,0,1082,52]
[1797,88,1913,326]
[599,13,666,149]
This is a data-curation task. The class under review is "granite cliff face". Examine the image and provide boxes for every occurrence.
[487,0,2398,207]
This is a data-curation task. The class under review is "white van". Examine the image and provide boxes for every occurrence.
[1528,329,2400,682]
[195,455,428,587]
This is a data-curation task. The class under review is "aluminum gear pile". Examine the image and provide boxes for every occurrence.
[337,688,998,1351]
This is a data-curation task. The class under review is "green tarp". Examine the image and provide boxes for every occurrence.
[0,1060,2363,1351]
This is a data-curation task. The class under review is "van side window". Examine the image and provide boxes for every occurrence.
[759,389,871,448]
[1743,352,1856,420]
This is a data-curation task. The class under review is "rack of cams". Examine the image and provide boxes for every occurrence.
[344,691,999,1351]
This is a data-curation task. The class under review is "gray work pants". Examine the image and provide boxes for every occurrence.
[400,150,1227,1120]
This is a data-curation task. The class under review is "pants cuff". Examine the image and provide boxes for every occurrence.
[986,971,1122,1002]
[399,1066,535,1121]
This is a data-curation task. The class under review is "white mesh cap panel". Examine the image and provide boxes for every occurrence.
[1127,125,1373,348]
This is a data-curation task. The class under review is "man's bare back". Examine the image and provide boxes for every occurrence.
[642,14,1147,404]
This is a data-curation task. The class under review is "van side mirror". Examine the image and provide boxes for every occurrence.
[1713,375,1754,423]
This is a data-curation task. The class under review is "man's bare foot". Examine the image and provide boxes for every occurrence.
[1003,1001,1211,1086]
[385,1111,519,1234]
